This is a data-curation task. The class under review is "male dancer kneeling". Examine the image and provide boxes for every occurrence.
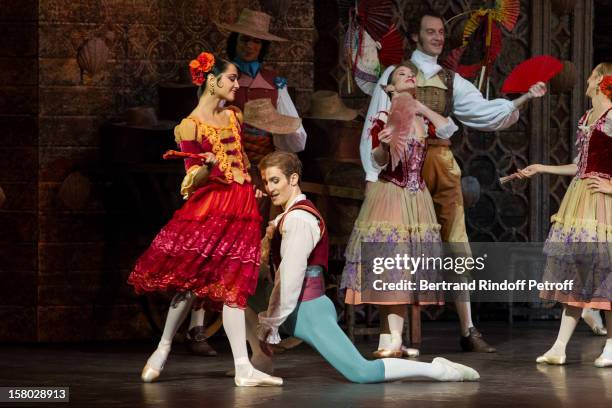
[255,151,480,383]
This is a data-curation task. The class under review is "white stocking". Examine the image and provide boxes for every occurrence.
[189,308,205,330]
[388,313,404,350]
[541,305,581,360]
[222,305,273,380]
[595,311,612,366]
[598,339,612,361]
[582,308,606,333]
[378,333,392,350]
[382,357,479,381]
[455,301,474,336]
[245,307,273,373]
[147,293,194,370]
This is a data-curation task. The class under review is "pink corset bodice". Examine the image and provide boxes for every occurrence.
[379,138,427,192]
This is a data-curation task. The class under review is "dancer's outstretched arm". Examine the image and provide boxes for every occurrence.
[516,163,578,178]
[452,76,547,131]
[512,82,548,108]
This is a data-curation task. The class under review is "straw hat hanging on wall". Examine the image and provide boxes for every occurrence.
[303,91,358,121]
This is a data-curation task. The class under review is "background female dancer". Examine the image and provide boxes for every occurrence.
[341,61,457,358]
[518,63,612,367]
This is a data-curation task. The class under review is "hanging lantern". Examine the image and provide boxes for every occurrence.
[77,37,110,78]
[550,60,577,93]
[59,172,91,210]
[551,0,575,15]
[461,176,481,208]
[0,185,6,208]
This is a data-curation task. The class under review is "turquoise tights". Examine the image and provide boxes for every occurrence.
[281,295,385,384]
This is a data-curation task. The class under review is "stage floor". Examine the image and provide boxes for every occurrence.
[1,321,610,407]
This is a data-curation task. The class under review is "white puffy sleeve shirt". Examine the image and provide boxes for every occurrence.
[451,74,519,131]
[257,195,321,344]
[272,88,308,153]
[360,66,394,182]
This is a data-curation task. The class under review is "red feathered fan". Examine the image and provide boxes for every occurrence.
[378,24,403,67]
[501,55,563,93]
[387,93,416,171]
[357,0,394,41]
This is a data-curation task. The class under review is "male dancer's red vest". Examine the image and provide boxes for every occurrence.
[270,199,328,302]
[271,199,329,273]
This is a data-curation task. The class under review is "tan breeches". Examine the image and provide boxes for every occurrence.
[422,145,468,244]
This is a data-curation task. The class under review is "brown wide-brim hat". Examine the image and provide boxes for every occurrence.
[303,90,358,121]
[215,9,288,42]
[244,98,301,134]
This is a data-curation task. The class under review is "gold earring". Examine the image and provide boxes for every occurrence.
[209,82,215,95]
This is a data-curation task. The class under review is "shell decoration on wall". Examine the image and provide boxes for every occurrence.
[77,37,110,79]
[0,185,6,209]
[59,172,91,210]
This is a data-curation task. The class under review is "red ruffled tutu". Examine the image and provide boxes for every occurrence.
[128,181,261,310]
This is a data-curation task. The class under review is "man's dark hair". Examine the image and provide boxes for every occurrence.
[406,7,445,37]
[226,32,271,63]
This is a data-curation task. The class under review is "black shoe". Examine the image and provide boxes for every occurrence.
[460,327,496,353]
[186,326,217,356]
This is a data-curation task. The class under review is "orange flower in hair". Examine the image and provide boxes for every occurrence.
[189,52,215,86]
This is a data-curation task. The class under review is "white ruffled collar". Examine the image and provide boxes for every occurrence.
[410,49,442,79]
[274,193,307,226]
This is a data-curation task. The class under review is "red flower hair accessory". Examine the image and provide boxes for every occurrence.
[600,75,612,99]
[189,52,215,86]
